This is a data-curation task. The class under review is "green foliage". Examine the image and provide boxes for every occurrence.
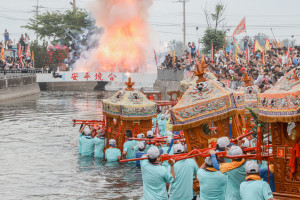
[202,28,226,53]
[247,107,269,142]
[23,10,92,45]
[30,40,48,68]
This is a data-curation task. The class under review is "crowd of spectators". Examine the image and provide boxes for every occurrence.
[0,29,33,70]
[159,40,300,93]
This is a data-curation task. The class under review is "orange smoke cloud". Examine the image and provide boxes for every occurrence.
[75,0,153,72]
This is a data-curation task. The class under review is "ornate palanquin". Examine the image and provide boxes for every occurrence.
[237,72,260,132]
[258,67,300,199]
[171,61,245,165]
[180,70,217,92]
[102,78,157,150]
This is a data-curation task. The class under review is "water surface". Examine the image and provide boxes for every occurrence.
[0,92,143,200]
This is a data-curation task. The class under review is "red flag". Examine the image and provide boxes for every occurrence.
[26,45,31,57]
[232,17,246,36]
[210,43,214,63]
[189,52,192,63]
[154,50,158,65]
[246,48,250,65]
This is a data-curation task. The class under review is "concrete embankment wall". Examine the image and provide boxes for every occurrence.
[0,75,40,102]
[154,69,183,100]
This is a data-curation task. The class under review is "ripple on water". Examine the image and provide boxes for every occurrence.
[0,92,143,200]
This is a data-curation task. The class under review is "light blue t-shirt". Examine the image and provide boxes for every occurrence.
[79,136,95,156]
[168,159,198,200]
[158,119,167,136]
[223,164,246,200]
[78,133,83,155]
[161,146,174,168]
[141,160,174,200]
[93,137,106,158]
[123,140,138,159]
[197,168,228,200]
[240,180,273,200]
[105,147,121,162]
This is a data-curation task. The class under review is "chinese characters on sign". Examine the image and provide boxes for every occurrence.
[71,73,79,81]
[68,72,122,82]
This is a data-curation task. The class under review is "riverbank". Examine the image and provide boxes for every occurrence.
[0,75,40,102]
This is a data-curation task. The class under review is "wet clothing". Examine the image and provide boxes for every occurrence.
[141,160,174,200]
[240,179,273,200]
[168,159,198,200]
[158,119,167,136]
[94,137,106,158]
[79,136,95,156]
[161,146,174,168]
[136,151,145,167]
[78,133,83,155]
[105,147,121,162]
[212,154,246,200]
[260,167,275,192]
[197,168,228,200]
[123,140,138,159]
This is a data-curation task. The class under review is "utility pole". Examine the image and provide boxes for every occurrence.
[183,0,186,51]
[72,0,77,12]
[33,0,44,41]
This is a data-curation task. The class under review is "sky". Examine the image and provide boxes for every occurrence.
[1,0,300,48]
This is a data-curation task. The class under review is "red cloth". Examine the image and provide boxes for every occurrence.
[240,67,246,71]
[288,144,300,179]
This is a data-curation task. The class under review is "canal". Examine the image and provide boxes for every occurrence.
[0,92,143,200]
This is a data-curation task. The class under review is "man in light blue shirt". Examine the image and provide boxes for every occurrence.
[158,114,167,136]
[79,129,95,157]
[135,142,146,167]
[141,146,175,200]
[240,161,274,200]
[122,130,138,159]
[197,157,228,200]
[94,129,106,158]
[105,139,121,162]
[210,146,246,200]
[168,144,198,200]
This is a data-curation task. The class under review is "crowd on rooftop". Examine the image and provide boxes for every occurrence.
[0,29,33,70]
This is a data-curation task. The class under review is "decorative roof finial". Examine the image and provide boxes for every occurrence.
[125,77,135,91]
[243,72,253,86]
[195,60,207,83]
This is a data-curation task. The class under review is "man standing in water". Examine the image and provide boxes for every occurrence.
[141,146,175,200]
[122,130,138,159]
[168,144,199,200]
[94,129,106,158]
[105,139,121,162]
[79,129,95,157]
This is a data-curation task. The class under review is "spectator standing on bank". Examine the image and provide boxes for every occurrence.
[4,29,9,49]
[25,33,30,51]
[19,34,25,53]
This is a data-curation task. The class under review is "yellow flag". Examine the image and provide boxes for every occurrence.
[265,38,271,51]
[254,38,263,52]
[1,43,4,60]
[201,54,204,63]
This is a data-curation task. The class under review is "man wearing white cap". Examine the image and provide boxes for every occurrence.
[240,161,274,200]
[94,129,106,158]
[144,130,159,153]
[216,136,231,163]
[105,139,121,162]
[158,114,167,136]
[141,146,175,200]
[168,144,198,200]
[122,130,138,159]
[210,145,246,200]
[135,142,145,167]
[197,157,228,200]
[79,129,95,157]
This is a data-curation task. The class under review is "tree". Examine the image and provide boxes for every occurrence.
[202,3,227,53]
[30,40,48,68]
[202,29,226,53]
[24,10,93,45]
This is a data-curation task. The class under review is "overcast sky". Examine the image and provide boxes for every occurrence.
[2,0,300,46]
